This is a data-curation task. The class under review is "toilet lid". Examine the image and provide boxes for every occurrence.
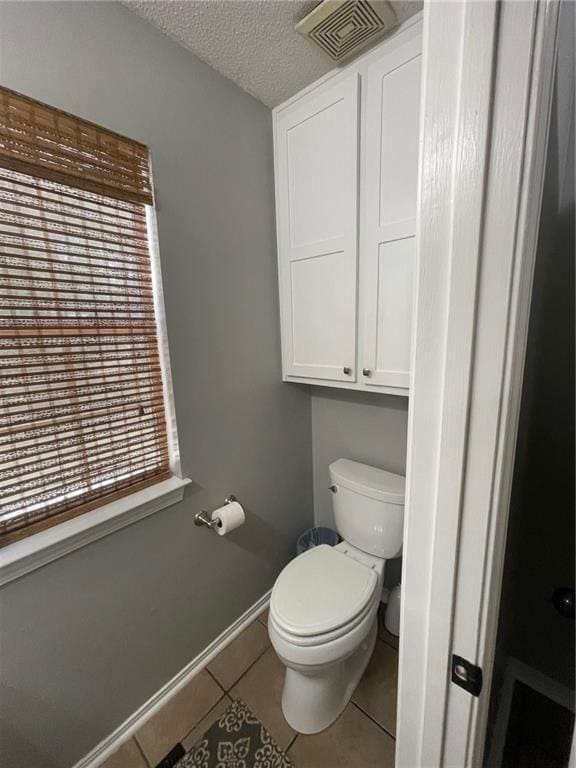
[270,545,378,637]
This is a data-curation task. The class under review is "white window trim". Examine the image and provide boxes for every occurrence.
[146,200,183,479]
[0,178,191,587]
[0,476,190,587]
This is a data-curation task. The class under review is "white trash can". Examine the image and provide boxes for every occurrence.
[385,583,401,637]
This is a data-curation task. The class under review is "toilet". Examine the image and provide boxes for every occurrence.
[268,458,405,734]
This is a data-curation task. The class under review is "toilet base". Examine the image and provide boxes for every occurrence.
[280,619,378,734]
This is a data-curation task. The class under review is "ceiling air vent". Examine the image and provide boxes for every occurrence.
[296,0,397,63]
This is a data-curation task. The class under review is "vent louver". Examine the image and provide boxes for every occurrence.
[296,0,397,62]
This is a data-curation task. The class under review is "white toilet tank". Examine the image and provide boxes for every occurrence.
[329,459,405,559]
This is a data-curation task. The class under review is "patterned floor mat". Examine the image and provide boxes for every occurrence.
[177,698,295,768]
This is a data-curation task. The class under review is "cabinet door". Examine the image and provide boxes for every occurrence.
[361,37,421,390]
[275,74,359,383]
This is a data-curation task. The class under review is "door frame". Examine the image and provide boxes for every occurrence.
[397,1,562,766]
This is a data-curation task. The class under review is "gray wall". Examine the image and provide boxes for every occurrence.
[311,390,408,587]
[311,390,408,528]
[0,3,313,767]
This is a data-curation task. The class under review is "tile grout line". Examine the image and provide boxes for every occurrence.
[174,622,272,754]
[135,677,229,766]
[152,639,275,761]
[205,666,227,695]
[179,692,233,746]
[350,700,396,741]
[219,642,272,694]
[139,609,400,764]
[132,734,152,768]
[255,613,268,628]
[286,733,299,753]
[379,636,399,652]
[379,634,399,652]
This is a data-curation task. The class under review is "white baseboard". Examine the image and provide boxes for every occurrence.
[73,590,271,768]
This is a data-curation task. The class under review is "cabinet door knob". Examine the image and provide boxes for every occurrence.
[363,368,372,377]
[343,366,352,375]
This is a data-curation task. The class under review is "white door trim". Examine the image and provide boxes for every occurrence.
[396,2,561,766]
[446,3,562,765]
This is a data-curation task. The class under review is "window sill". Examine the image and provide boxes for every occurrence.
[0,476,191,587]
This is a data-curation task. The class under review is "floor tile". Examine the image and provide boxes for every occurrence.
[99,739,148,768]
[230,647,296,750]
[207,620,269,690]
[353,639,398,736]
[288,702,395,768]
[181,695,232,753]
[378,606,399,650]
[256,606,269,627]
[135,669,223,766]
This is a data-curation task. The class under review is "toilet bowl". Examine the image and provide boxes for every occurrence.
[269,459,405,734]
[269,542,383,733]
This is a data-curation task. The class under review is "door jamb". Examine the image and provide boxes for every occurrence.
[396,2,561,766]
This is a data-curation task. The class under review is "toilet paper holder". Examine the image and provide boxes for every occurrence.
[194,495,237,531]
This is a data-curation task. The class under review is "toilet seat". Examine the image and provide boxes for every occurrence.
[270,588,379,647]
[270,545,379,644]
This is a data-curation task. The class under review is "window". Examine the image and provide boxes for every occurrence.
[0,87,173,546]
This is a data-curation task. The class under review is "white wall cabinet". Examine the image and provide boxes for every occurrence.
[273,17,422,396]
[275,74,360,383]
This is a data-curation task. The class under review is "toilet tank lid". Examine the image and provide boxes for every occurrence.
[329,459,405,504]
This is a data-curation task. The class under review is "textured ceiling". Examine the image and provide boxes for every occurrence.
[123,1,423,108]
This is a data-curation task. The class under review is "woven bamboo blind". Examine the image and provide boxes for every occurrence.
[0,87,153,205]
[0,88,170,546]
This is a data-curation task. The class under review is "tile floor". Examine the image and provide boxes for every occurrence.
[101,605,398,768]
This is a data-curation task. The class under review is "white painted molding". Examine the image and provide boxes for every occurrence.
[0,476,190,587]
[72,590,271,768]
[397,1,560,766]
[461,3,562,764]
[397,4,475,764]
[145,200,183,479]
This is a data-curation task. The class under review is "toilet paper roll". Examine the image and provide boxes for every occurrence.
[212,501,245,536]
